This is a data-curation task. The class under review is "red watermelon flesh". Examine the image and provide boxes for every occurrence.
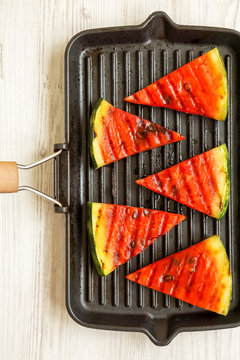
[90,98,185,169]
[88,202,186,276]
[136,144,230,220]
[124,48,228,121]
[126,235,232,315]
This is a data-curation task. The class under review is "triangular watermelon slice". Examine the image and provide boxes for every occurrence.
[126,235,232,316]
[125,48,228,121]
[87,202,185,276]
[90,98,185,169]
[136,144,230,219]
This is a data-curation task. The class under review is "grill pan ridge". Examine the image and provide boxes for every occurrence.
[62,12,240,345]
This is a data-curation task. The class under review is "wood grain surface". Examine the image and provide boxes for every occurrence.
[0,1,240,359]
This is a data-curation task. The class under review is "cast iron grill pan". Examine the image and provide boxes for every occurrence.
[62,12,240,345]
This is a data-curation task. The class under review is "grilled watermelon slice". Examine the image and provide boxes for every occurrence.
[90,98,185,169]
[126,235,232,316]
[87,202,185,276]
[136,144,230,219]
[125,48,228,121]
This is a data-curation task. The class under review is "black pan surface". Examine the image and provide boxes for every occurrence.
[61,12,240,345]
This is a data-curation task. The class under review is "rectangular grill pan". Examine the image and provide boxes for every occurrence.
[60,12,240,345]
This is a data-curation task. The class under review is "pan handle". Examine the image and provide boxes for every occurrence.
[0,147,69,211]
[0,162,19,193]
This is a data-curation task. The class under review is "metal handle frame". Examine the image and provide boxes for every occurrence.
[17,149,63,207]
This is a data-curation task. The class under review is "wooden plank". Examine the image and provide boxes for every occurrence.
[0,1,239,359]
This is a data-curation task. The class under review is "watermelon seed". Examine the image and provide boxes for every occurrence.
[188,257,198,273]
[146,123,158,133]
[143,209,150,216]
[97,209,102,220]
[130,241,136,248]
[219,200,223,211]
[188,257,197,265]
[163,275,174,282]
[184,82,192,92]
[163,95,172,104]
[136,127,147,139]
[132,210,139,219]
[133,274,139,281]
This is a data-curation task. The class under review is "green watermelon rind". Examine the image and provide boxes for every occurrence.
[89,97,105,170]
[214,48,228,122]
[218,144,230,220]
[87,202,106,277]
[205,235,232,315]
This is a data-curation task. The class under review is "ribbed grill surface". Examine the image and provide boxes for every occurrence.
[66,15,239,344]
[83,47,233,308]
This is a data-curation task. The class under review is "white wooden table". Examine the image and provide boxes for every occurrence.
[0,1,240,359]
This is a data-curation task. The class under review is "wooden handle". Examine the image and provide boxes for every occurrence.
[0,162,19,193]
